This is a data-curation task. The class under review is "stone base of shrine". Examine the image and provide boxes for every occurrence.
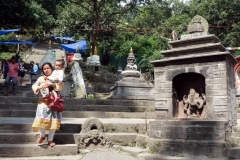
[146,138,230,158]
[147,120,230,158]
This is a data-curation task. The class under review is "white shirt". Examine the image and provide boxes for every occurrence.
[49,70,65,82]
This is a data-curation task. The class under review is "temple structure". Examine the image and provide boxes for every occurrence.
[148,15,237,157]
[109,48,154,100]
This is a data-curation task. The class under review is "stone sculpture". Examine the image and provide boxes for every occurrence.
[70,62,86,98]
[178,88,207,118]
[187,15,209,34]
[171,30,178,41]
[78,117,110,149]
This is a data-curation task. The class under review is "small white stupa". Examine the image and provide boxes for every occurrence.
[72,45,83,61]
[88,46,101,66]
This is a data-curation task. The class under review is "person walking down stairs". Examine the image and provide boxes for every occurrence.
[29,61,38,85]
[32,62,62,147]
[4,56,19,96]
[18,61,27,86]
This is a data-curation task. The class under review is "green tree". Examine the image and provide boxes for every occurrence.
[0,0,56,36]
[188,0,240,56]
[56,0,151,54]
[109,0,173,72]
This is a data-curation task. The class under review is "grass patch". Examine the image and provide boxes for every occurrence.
[0,52,15,60]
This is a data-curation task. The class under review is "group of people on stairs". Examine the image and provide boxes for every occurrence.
[1,51,39,95]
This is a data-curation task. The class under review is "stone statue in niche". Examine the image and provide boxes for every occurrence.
[177,88,207,118]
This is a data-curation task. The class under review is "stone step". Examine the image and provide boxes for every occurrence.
[146,138,229,158]
[0,110,155,119]
[0,117,153,134]
[0,144,78,157]
[136,153,227,160]
[0,155,83,160]
[226,136,240,147]
[25,55,45,64]
[0,103,151,112]
[0,132,138,146]
[0,96,154,107]
[112,145,228,160]
[227,147,240,159]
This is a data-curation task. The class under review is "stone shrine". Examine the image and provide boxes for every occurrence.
[148,15,237,158]
[109,48,154,100]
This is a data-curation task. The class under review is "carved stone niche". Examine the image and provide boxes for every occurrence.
[78,117,111,149]
[173,73,207,119]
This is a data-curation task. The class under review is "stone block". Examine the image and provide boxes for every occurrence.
[213,98,228,105]
[155,111,168,120]
[146,138,229,158]
[206,90,227,96]
[213,71,227,78]
[156,82,172,89]
[205,78,227,84]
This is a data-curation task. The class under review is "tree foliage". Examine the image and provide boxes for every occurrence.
[0,0,57,36]
[188,0,240,56]
[56,0,151,53]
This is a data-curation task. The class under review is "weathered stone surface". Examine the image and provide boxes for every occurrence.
[109,49,154,100]
[0,144,78,157]
[149,120,228,141]
[146,138,230,158]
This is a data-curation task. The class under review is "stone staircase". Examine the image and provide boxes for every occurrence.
[25,38,63,65]
[0,45,157,159]
[0,79,156,158]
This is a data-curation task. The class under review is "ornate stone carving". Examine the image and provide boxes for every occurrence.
[187,15,209,34]
[79,117,110,148]
[177,88,207,118]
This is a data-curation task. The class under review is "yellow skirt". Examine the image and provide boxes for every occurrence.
[32,102,62,132]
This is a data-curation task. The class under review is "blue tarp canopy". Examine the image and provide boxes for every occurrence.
[54,36,75,42]
[60,40,89,53]
[0,29,19,36]
[0,40,36,45]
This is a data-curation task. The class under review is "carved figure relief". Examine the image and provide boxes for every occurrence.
[78,117,110,148]
[177,88,207,118]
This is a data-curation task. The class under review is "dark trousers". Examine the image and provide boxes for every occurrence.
[30,73,37,85]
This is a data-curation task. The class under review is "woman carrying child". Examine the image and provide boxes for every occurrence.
[31,62,63,147]
[44,59,65,103]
